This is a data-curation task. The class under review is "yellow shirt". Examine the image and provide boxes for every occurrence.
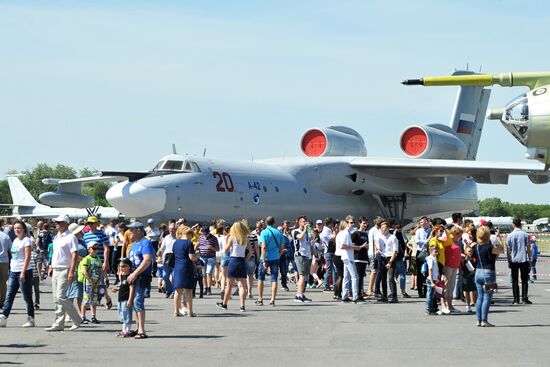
[428,232,453,266]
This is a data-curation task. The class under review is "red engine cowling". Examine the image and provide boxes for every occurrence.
[400,124,467,160]
[301,126,367,157]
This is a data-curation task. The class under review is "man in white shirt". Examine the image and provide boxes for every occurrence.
[367,216,384,297]
[336,215,361,303]
[414,216,432,298]
[45,215,82,331]
[319,217,335,292]
[292,216,312,303]
[377,222,398,303]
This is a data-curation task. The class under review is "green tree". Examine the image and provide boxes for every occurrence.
[479,198,509,217]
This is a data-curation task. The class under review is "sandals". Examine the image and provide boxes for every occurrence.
[134,333,148,339]
[254,299,264,306]
[269,300,275,307]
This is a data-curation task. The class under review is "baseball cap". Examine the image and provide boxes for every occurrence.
[87,240,99,249]
[127,221,144,229]
[77,244,88,257]
[147,218,155,224]
[119,258,132,267]
[86,216,99,223]
[315,219,323,225]
[68,223,85,235]
[53,214,71,223]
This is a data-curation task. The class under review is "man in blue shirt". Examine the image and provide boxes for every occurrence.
[506,218,532,305]
[127,221,154,339]
[257,216,284,306]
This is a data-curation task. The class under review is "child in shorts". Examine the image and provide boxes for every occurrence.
[79,241,103,324]
[112,258,135,337]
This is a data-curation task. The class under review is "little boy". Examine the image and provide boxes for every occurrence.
[425,245,440,315]
[79,241,103,324]
[193,259,204,298]
[112,258,135,337]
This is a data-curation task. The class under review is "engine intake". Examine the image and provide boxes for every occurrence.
[301,126,367,157]
[400,124,467,160]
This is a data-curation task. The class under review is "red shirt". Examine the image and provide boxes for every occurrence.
[444,241,462,269]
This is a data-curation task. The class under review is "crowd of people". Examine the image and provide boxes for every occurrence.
[0,211,538,337]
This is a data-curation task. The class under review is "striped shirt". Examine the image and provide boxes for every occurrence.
[197,234,219,258]
[82,230,110,262]
[30,249,40,278]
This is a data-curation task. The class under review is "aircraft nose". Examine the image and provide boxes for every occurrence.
[106,181,167,218]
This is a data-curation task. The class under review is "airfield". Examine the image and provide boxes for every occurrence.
[1,259,549,366]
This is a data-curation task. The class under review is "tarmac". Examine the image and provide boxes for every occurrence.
[1,259,549,367]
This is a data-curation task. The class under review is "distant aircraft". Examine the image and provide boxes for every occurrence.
[0,176,120,220]
[402,71,550,167]
[40,71,550,225]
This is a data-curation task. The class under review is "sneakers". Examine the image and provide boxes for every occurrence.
[91,316,101,324]
[401,293,411,298]
[481,322,495,327]
[81,317,90,325]
[240,306,245,312]
[522,299,533,305]
[68,324,80,331]
[476,320,481,327]
[216,302,228,310]
[466,305,472,313]
[254,299,264,306]
[34,304,40,310]
[179,308,188,316]
[0,315,7,327]
[294,295,305,303]
[45,325,64,332]
[341,298,352,303]
[22,317,35,328]
[302,295,312,303]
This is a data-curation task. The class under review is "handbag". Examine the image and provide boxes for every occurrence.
[164,252,175,268]
[476,245,498,293]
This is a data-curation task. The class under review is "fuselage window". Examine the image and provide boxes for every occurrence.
[161,160,184,171]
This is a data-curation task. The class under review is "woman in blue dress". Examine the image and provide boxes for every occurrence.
[172,226,198,317]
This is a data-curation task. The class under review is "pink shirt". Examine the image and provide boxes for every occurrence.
[444,242,462,269]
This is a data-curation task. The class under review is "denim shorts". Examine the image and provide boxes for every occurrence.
[157,264,164,279]
[245,257,256,276]
[200,256,216,275]
[133,282,146,312]
[258,259,279,282]
[118,300,133,325]
[221,254,231,267]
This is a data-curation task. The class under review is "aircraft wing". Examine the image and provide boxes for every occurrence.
[0,213,59,219]
[349,157,550,184]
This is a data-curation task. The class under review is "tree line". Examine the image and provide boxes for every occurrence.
[478,198,550,223]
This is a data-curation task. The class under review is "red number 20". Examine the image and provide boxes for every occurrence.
[213,171,234,192]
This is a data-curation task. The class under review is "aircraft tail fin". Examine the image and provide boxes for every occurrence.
[448,71,491,160]
[6,176,44,208]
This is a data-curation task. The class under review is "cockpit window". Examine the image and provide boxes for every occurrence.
[502,94,529,144]
[152,159,201,173]
[160,160,184,171]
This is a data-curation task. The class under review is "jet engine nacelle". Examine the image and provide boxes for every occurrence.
[400,123,467,160]
[39,192,94,208]
[301,126,367,157]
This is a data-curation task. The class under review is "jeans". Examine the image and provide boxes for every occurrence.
[0,263,8,306]
[475,269,495,322]
[510,261,529,302]
[333,255,343,298]
[373,254,382,294]
[342,259,359,300]
[279,256,288,288]
[355,260,367,295]
[32,277,40,305]
[323,253,335,288]
[530,258,537,280]
[394,259,406,290]
[416,253,427,297]
[162,265,174,296]
[425,279,438,313]
[2,269,34,318]
[380,257,397,300]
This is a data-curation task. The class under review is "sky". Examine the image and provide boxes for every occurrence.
[1,0,549,204]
